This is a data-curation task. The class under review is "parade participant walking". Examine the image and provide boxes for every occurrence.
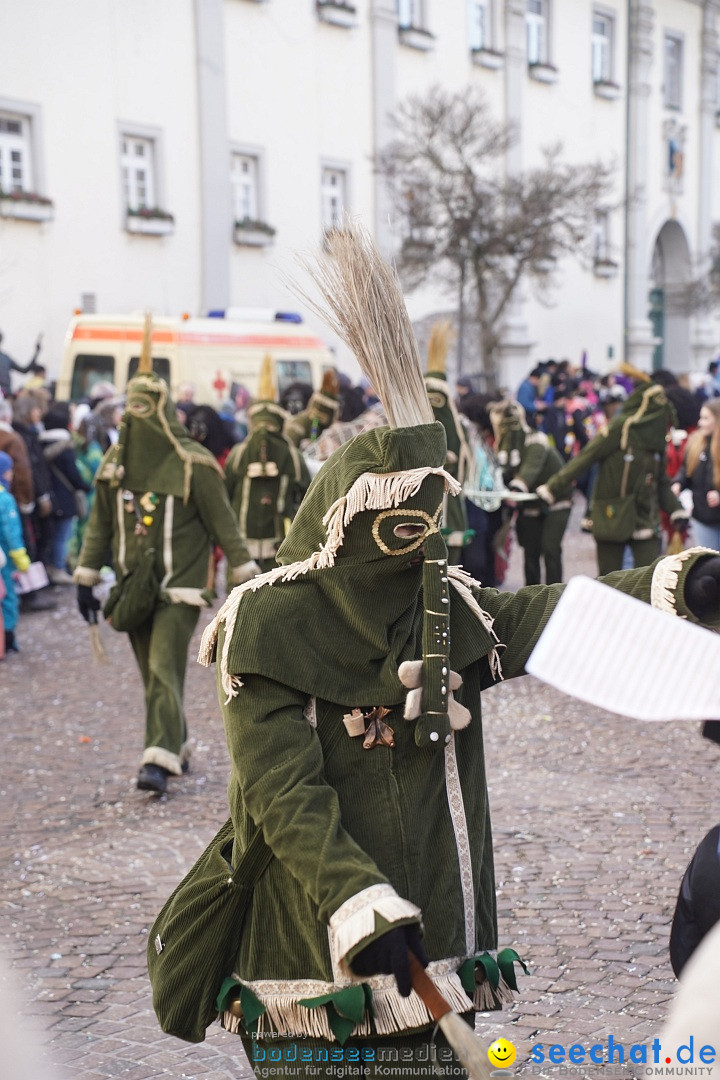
[285,368,341,447]
[489,398,571,585]
[672,400,720,552]
[74,317,259,795]
[224,356,310,573]
[424,322,473,564]
[537,374,688,574]
[191,225,720,1077]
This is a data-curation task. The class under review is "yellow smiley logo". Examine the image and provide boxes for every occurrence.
[487,1038,517,1068]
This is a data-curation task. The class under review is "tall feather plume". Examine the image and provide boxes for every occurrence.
[295,221,434,430]
[426,320,454,375]
[138,312,153,374]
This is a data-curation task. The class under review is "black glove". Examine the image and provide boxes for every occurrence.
[684,556,720,621]
[77,584,100,623]
[350,925,428,997]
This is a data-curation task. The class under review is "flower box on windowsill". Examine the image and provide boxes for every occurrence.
[126,209,175,236]
[593,257,619,279]
[0,191,54,222]
[528,61,558,85]
[398,25,435,52]
[316,0,357,28]
[471,47,504,70]
[234,219,276,248]
[594,79,622,101]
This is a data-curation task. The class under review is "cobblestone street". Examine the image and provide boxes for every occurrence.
[1,507,715,1079]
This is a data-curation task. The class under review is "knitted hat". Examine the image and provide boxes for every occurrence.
[200,224,501,749]
[97,314,221,502]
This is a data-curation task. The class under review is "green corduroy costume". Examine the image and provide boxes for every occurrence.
[76,366,256,776]
[285,369,341,448]
[490,400,571,586]
[538,382,687,575]
[225,364,311,573]
[192,227,720,1078]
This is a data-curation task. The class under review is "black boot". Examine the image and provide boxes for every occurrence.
[137,764,169,794]
[5,630,19,653]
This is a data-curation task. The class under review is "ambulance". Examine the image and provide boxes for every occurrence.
[55,310,334,405]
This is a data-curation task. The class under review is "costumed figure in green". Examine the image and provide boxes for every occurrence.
[424,321,473,566]
[191,226,720,1078]
[537,374,689,575]
[224,355,311,573]
[74,317,260,795]
[489,398,571,586]
[285,368,341,448]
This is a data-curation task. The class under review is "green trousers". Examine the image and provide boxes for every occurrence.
[128,602,200,774]
[515,507,570,586]
[595,537,660,576]
[241,1020,472,1079]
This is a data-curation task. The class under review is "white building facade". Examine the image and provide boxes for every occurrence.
[0,0,719,391]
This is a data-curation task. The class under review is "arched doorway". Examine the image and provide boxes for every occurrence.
[649,221,691,372]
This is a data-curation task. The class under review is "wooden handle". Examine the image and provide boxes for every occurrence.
[408,952,451,1021]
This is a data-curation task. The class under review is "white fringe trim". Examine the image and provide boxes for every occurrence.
[73,565,102,586]
[473,974,515,1011]
[221,968,475,1041]
[447,566,504,681]
[329,883,421,973]
[198,466,460,701]
[650,546,715,616]
[141,745,182,775]
[163,587,210,607]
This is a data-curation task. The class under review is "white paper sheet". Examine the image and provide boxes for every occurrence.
[525,575,720,721]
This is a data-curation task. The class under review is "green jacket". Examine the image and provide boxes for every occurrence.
[541,421,685,542]
[76,466,253,603]
[508,434,572,518]
[215,551,715,1043]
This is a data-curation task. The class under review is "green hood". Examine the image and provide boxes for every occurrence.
[615,383,677,453]
[424,375,472,485]
[98,373,221,501]
[199,422,500,731]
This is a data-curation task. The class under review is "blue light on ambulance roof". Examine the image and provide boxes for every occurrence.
[208,310,225,318]
[274,312,303,323]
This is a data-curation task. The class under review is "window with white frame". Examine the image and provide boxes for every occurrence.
[592,10,614,83]
[321,166,347,232]
[121,135,156,211]
[593,209,611,261]
[0,112,32,194]
[231,152,260,222]
[526,0,548,65]
[663,32,683,110]
[468,0,491,51]
[397,0,425,30]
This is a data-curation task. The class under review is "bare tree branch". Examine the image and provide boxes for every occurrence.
[375,85,616,387]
